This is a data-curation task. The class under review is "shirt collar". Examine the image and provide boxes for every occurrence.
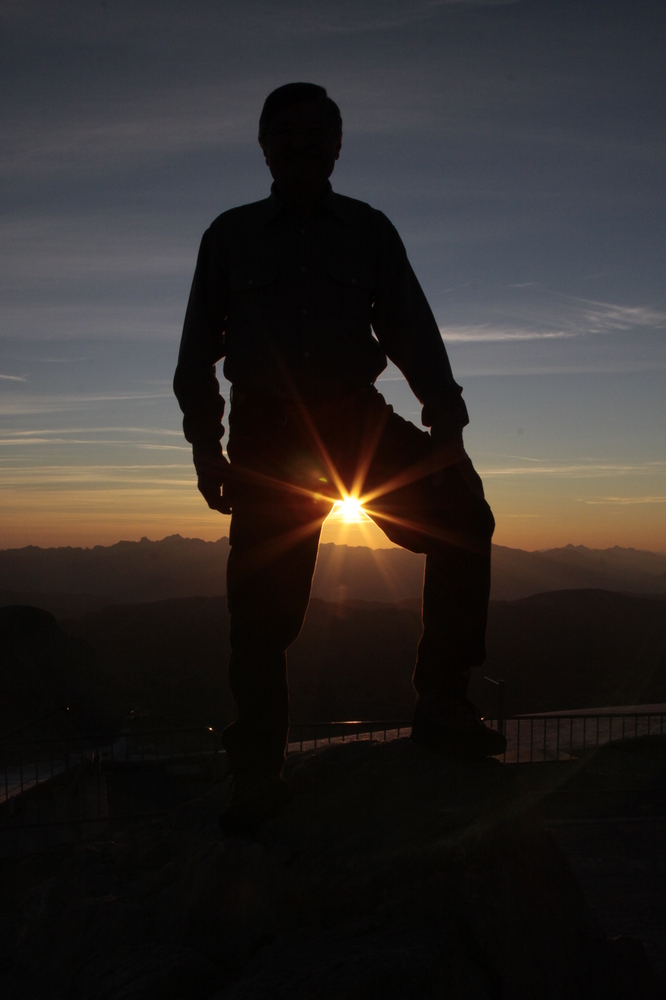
[260,181,347,226]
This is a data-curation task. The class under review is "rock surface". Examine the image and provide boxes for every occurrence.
[3,738,664,999]
[0,604,106,734]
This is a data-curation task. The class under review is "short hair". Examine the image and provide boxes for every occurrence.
[259,83,342,140]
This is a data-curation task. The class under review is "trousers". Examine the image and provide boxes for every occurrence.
[222,385,495,774]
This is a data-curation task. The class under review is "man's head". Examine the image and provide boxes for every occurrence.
[259,83,342,205]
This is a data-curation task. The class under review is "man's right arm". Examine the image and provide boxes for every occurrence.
[173,226,232,513]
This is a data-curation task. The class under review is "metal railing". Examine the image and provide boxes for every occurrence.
[287,720,412,753]
[493,711,666,764]
[289,712,666,764]
[1,726,224,838]
[3,711,666,844]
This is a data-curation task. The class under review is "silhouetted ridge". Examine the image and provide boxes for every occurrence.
[1,537,665,613]
[1,589,660,731]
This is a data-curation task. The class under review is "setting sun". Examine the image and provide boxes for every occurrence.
[333,495,368,524]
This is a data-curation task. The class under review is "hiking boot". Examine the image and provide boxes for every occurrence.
[219,771,292,836]
[411,692,507,759]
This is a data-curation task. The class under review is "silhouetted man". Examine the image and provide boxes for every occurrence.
[175,83,505,834]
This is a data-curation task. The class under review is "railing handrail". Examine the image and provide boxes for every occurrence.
[1,724,218,748]
[4,711,666,836]
[3,711,666,745]
[511,711,666,721]
[0,707,69,741]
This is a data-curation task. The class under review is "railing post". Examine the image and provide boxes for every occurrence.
[497,680,506,737]
[483,676,506,736]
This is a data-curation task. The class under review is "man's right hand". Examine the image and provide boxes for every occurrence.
[192,443,233,514]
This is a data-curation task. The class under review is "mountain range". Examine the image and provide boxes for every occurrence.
[0,535,665,617]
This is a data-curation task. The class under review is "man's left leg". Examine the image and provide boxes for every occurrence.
[321,388,504,757]
[407,460,505,757]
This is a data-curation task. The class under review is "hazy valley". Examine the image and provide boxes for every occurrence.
[2,585,664,735]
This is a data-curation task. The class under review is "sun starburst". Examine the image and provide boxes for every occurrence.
[333,494,368,523]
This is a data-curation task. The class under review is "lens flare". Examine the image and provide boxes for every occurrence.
[334,494,367,523]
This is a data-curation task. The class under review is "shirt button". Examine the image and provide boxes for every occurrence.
[300,266,306,273]
[301,308,307,315]
[300,228,306,235]
[304,351,310,358]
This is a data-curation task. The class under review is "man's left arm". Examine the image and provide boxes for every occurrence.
[371,214,470,469]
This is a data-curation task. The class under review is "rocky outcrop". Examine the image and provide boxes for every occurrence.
[3,739,663,999]
[0,605,106,735]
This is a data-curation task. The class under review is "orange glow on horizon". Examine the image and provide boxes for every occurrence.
[1,498,664,552]
[1,433,664,552]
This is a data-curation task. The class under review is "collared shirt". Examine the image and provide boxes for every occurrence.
[174,183,467,445]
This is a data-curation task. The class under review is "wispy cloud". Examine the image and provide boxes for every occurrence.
[457,361,666,377]
[570,298,666,335]
[0,426,187,449]
[135,443,190,451]
[502,513,542,518]
[0,374,27,381]
[0,391,173,417]
[0,215,195,289]
[7,0,639,190]
[441,326,574,343]
[580,496,666,506]
[0,439,189,449]
[0,426,182,438]
[4,0,524,52]
[0,463,192,489]
[1,102,254,181]
[1,301,184,342]
[479,461,666,479]
[439,294,666,347]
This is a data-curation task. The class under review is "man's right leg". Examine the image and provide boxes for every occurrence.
[220,476,331,834]
[219,393,334,832]
[223,492,325,778]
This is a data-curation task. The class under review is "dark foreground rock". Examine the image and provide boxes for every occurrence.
[0,605,106,734]
[3,738,663,999]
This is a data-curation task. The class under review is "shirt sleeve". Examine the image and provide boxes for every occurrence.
[173,226,228,446]
[371,214,469,438]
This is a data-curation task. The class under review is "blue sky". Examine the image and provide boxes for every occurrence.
[1,0,664,550]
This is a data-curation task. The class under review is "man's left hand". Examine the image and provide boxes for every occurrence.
[430,424,485,501]
[192,443,233,514]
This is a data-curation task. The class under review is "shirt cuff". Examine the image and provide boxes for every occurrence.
[421,391,469,438]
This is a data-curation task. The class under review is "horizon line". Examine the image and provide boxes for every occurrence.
[1,534,665,557]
